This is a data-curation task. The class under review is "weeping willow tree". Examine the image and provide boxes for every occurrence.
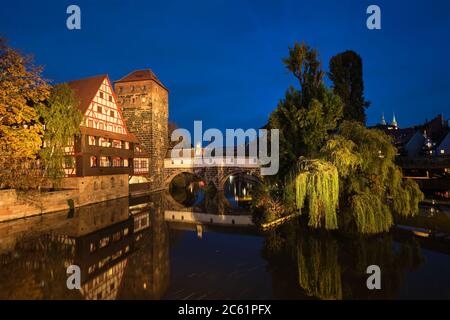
[321,121,423,234]
[254,42,424,235]
[290,159,339,230]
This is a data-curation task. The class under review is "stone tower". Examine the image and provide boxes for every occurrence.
[114,69,168,190]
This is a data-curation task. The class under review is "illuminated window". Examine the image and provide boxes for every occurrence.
[116,127,122,134]
[90,156,97,167]
[123,159,129,167]
[441,149,445,154]
[88,136,96,146]
[112,157,121,167]
[99,137,110,147]
[112,140,121,149]
[100,156,110,167]
[124,142,130,150]
[108,124,113,132]
[99,122,105,130]
[99,237,110,248]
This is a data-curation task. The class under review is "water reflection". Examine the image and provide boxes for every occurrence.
[0,193,450,299]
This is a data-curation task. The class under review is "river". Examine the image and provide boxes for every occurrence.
[0,187,449,300]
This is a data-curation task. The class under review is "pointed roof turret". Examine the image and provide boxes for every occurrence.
[381,113,387,125]
[391,113,398,128]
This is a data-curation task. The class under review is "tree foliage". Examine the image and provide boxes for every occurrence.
[39,83,82,184]
[268,42,343,180]
[329,50,370,123]
[0,38,50,189]
[291,159,339,230]
[258,42,423,235]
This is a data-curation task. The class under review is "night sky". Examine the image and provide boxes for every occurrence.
[1,0,449,134]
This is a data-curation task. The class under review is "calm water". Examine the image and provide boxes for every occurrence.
[0,190,450,300]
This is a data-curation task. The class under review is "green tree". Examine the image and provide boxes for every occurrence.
[268,42,343,180]
[0,38,50,189]
[328,50,370,123]
[38,84,82,185]
[289,121,423,234]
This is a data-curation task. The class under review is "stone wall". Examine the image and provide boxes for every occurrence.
[0,174,129,222]
[115,78,169,191]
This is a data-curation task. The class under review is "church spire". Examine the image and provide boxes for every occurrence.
[391,113,398,128]
[380,113,387,125]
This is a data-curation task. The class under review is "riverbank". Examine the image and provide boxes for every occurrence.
[0,174,128,222]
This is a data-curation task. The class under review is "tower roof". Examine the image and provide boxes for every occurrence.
[67,74,107,113]
[392,113,398,127]
[380,113,387,125]
[115,69,167,90]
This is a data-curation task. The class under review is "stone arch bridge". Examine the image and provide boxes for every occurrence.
[164,154,261,191]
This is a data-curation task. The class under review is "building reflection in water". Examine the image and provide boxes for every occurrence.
[0,195,170,300]
[1,188,449,300]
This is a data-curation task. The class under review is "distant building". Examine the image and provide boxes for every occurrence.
[438,132,450,155]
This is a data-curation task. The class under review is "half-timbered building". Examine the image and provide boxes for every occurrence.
[66,74,149,177]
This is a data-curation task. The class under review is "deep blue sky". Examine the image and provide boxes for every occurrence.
[1,0,449,133]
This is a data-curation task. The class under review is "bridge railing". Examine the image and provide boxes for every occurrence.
[164,156,260,168]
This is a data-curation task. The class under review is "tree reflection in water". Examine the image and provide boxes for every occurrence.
[262,224,424,300]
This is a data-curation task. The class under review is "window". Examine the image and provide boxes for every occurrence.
[140,159,148,169]
[109,95,113,102]
[99,137,110,147]
[132,97,135,103]
[112,231,121,242]
[90,156,97,167]
[64,157,75,169]
[97,105,102,114]
[99,92,104,99]
[112,157,121,167]
[116,127,122,134]
[88,136,96,146]
[123,159,129,167]
[99,122,104,130]
[112,140,122,149]
[100,156,110,167]
[124,141,130,150]
[99,237,109,248]
[108,124,113,132]
[88,119,94,128]
[110,110,115,117]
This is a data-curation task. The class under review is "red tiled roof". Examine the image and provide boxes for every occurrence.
[114,69,167,90]
[67,74,106,114]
